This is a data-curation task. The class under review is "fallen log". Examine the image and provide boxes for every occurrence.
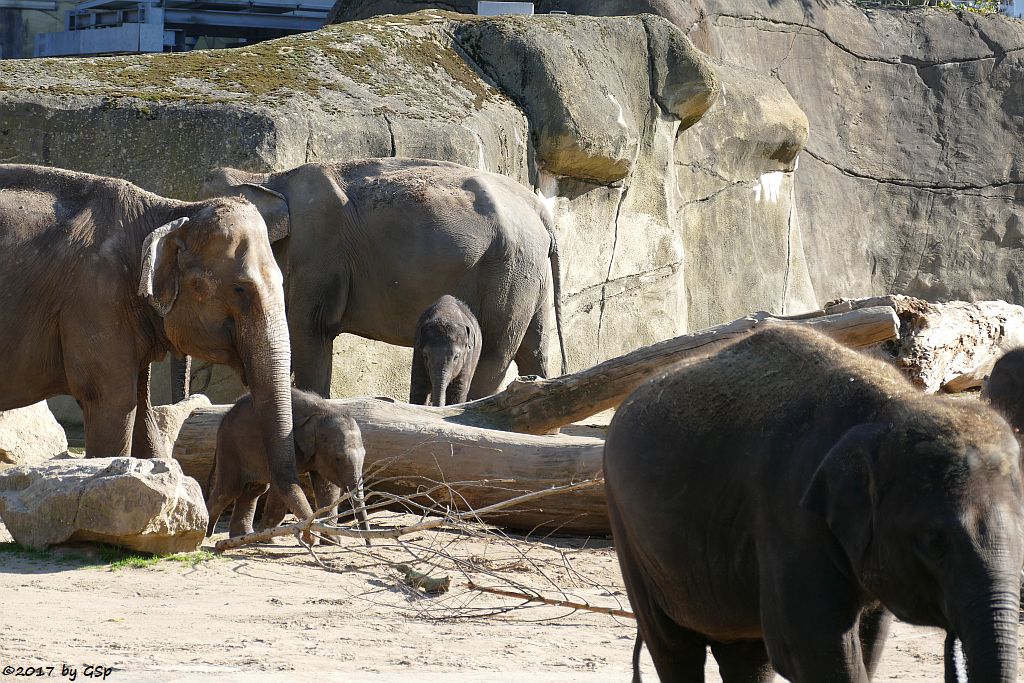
[826,296,1024,393]
[171,305,899,535]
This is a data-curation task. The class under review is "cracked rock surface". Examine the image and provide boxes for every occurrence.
[0,458,207,553]
[706,0,1024,305]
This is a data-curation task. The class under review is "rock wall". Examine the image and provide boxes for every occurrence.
[0,11,809,406]
[704,0,1024,306]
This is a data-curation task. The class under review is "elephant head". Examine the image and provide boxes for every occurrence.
[200,167,289,242]
[802,402,1024,682]
[139,197,314,524]
[295,409,370,538]
[419,322,473,408]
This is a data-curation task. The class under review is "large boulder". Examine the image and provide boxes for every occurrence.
[0,458,207,553]
[0,11,808,403]
[704,0,1024,306]
[0,402,68,468]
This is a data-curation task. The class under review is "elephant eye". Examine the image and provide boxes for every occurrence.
[917,530,948,561]
[233,284,247,297]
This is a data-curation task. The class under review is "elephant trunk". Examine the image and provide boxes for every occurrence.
[950,584,1020,682]
[354,476,371,547]
[240,309,314,526]
[429,359,453,408]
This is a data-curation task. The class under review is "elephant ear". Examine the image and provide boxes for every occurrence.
[236,183,290,243]
[800,423,886,568]
[138,217,189,317]
[293,413,318,471]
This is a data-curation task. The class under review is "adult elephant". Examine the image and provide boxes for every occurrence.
[605,325,1024,682]
[0,164,314,525]
[198,157,567,400]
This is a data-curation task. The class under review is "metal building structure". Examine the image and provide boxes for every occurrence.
[32,0,332,56]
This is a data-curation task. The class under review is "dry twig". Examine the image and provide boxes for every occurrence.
[214,479,601,552]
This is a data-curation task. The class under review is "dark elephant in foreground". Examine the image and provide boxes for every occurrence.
[605,325,1024,682]
[206,389,370,543]
[198,157,566,400]
[410,295,482,407]
[0,163,314,525]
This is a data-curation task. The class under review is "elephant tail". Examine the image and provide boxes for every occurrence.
[632,631,644,683]
[542,211,568,376]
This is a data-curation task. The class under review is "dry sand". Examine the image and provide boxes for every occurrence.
[2,514,1017,683]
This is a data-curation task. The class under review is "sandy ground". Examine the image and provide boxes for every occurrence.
[2,513,1019,683]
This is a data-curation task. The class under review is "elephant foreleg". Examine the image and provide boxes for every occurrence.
[858,605,892,677]
[409,348,431,405]
[289,275,348,398]
[258,489,288,530]
[131,363,167,459]
[447,375,471,406]
[79,393,135,459]
[229,482,270,537]
[170,355,191,403]
[311,471,342,544]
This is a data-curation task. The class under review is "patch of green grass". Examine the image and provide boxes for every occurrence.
[165,550,217,567]
[0,541,217,570]
[102,546,217,570]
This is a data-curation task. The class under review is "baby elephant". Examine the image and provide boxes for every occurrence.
[410,295,482,407]
[206,389,370,543]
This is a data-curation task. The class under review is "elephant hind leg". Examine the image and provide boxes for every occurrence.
[709,640,774,683]
[467,352,516,400]
[610,507,707,681]
[514,299,552,379]
[205,485,235,537]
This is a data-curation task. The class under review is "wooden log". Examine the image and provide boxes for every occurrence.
[826,296,1024,393]
[448,304,901,435]
[172,305,899,535]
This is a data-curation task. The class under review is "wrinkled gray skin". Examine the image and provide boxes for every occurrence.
[206,389,370,543]
[605,325,1024,683]
[197,157,566,400]
[410,295,482,407]
[0,164,313,529]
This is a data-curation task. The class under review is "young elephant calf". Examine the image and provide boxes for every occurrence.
[206,389,370,543]
[410,295,482,407]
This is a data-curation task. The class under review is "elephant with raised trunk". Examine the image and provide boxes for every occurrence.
[0,163,314,526]
[410,295,482,407]
[605,325,1024,683]
[198,157,567,400]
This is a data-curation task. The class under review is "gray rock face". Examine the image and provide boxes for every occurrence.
[0,402,68,468]
[0,457,207,553]
[704,0,1024,307]
[0,11,807,402]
